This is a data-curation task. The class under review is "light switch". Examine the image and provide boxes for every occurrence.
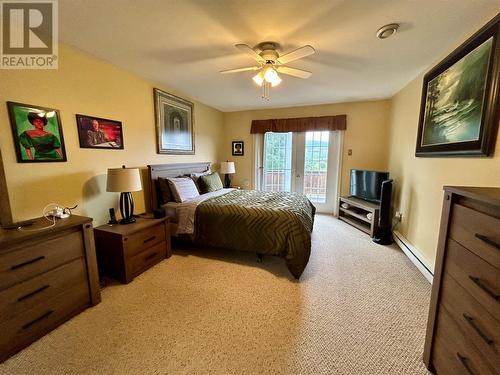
[348,149,353,156]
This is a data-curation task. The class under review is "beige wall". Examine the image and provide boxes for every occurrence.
[387,42,500,271]
[223,100,391,196]
[0,44,224,226]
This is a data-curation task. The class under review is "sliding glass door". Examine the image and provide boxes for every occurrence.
[261,131,340,213]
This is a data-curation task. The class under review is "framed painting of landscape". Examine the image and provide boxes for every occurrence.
[416,14,500,157]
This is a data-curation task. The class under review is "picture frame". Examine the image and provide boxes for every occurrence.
[154,88,195,155]
[232,141,244,156]
[415,14,500,157]
[7,101,67,163]
[76,114,124,149]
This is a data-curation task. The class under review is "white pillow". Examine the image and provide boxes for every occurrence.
[167,177,200,203]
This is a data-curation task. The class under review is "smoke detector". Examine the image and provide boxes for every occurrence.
[376,23,400,39]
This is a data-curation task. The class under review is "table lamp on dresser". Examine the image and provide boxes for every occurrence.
[220,161,235,188]
[106,166,142,224]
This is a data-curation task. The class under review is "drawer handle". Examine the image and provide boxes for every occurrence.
[11,256,45,270]
[456,353,475,375]
[144,252,157,262]
[475,233,500,251]
[469,276,500,301]
[22,310,54,330]
[143,236,156,244]
[463,314,494,345]
[17,284,50,302]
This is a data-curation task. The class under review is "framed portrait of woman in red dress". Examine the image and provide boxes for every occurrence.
[7,102,67,163]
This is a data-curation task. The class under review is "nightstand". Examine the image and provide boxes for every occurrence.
[94,217,171,284]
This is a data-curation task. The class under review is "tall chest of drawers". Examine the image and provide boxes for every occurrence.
[424,187,500,375]
[0,215,101,363]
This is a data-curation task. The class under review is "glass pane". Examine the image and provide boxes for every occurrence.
[304,131,329,203]
[263,132,293,192]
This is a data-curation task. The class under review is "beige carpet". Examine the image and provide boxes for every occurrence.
[0,214,431,374]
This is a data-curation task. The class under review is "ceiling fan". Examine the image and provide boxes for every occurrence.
[220,42,315,100]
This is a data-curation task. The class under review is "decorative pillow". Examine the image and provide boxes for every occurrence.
[199,172,224,193]
[190,169,212,192]
[167,177,200,203]
[157,178,172,204]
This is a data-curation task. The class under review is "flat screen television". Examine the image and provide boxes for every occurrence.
[349,169,389,202]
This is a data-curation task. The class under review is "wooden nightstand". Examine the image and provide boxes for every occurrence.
[94,217,171,284]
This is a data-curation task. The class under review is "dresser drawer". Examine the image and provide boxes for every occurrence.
[129,241,166,278]
[450,204,500,269]
[0,276,89,359]
[0,230,84,290]
[440,272,500,370]
[445,239,500,318]
[433,305,496,375]
[0,258,87,323]
[124,223,165,258]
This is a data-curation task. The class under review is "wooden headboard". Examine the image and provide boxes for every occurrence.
[147,162,211,210]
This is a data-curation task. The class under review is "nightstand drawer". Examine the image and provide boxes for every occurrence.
[0,276,89,357]
[440,272,500,370]
[433,305,496,375]
[444,239,499,318]
[450,204,500,269]
[0,230,84,290]
[0,258,87,323]
[124,223,165,257]
[129,241,166,278]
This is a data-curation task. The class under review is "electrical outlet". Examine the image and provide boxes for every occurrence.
[394,212,403,222]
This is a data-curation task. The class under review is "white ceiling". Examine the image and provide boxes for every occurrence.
[59,0,499,112]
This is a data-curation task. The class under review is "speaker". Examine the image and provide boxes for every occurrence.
[373,179,393,245]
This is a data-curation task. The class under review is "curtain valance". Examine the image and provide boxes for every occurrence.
[250,115,346,134]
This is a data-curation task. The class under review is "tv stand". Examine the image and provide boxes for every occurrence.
[338,196,380,237]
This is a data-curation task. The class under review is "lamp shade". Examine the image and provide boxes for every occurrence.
[220,161,235,174]
[106,168,142,192]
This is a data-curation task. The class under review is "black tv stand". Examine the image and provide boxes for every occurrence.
[338,196,380,237]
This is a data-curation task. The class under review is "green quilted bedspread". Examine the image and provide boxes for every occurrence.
[194,189,316,278]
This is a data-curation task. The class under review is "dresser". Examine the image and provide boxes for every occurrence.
[0,215,101,363]
[424,187,500,375]
[94,217,171,284]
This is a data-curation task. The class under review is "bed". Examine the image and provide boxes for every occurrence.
[147,163,316,278]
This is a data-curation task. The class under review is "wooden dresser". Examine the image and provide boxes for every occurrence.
[424,187,500,375]
[94,217,171,284]
[0,215,101,363]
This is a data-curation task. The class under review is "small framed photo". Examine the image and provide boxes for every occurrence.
[232,141,244,156]
[7,101,67,163]
[76,114,124,149]
[154,88,195,154]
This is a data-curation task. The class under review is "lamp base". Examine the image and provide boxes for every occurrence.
[224,174,232,188]
[119,192,136,225]
[119,216,136,225]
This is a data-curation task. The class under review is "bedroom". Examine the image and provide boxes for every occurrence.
[0,1,499,374]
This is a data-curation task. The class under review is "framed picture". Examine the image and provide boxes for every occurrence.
[232,141,244,156]
[7,102,67,163]
[76,114,124,149]
[416,14,500,157]
[154,88,194,154]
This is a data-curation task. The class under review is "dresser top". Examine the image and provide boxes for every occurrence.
[0,215,92,247]
[94,217,167,236]
[444,186,500,206]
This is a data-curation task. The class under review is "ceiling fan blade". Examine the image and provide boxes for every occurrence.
[276,66,312,79]
[220,66,260,74]
[235,43,264,62]
[277,45,315,64]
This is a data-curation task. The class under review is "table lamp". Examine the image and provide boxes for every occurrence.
[106,166,142,224]
[220,161,235,188]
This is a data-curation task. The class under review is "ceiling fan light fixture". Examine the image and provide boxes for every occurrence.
[252,71,264,86]
[263,67,281,86]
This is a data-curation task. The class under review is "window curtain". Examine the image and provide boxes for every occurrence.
[250,115,346,134]
[252,133,264,190]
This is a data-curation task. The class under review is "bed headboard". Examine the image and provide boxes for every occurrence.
[147,162,211,210]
